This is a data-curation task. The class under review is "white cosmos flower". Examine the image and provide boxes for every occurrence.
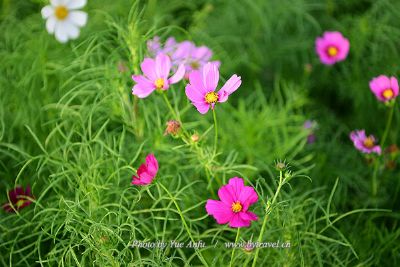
[41,0,88,43]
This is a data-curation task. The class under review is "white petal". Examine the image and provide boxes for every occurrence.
[50,0,63,6]
[46,17,57,34]
[55,22,69,43]
[65,22,80,39]
[67,0,87,9]
[69,11,87,27]
[41,6,54,19]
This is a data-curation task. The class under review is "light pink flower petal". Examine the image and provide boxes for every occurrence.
[169,64,185,84]
[185,84,205,103]
[192,101,210,114]
[141,58,157,81]
[192,46,212,61]
[229,213,251,228]
[155,53,171,79]
[205,200,233,224]
[188,70,207,94]
[202,62,219,91]
[132,84,155,98]
[218,74,242,103]
[390,77,399,96]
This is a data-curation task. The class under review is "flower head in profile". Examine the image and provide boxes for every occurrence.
[41,0,88,43]
[350,130,381,155]
[132,53,185,98]
[131,154,159,186]
[303,120,317,144]
[315,31,350,65]
[185,63,241,114]
[164,120,181,136]
[3,185,33,213]
[147,36,178,57]
[172,41,220,78]
[369,75,399,102]
[205,177,258,228]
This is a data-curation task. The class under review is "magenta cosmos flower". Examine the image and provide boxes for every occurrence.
[369,75,399,102]
[172,41,220,78]
[3,185,33,213]
[185,62,241,114]
[132,53,185,98]
[315,31,350,65]
[131,154,159,185]
[350,130,381,155]
[205,177,258,228]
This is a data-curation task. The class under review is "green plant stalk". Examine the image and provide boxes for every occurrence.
[371,102,395,197]
[252,171,284,267]
[158,183,209,267]
[212,108,218,156]
[229,228,241,267]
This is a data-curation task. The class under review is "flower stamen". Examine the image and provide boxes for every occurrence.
[382,89,394,99]
[55,6,69,20]
[231,201,242,213]
[327,46,338,57]
[205,92,218,104]
[363,137,375,149]
[154,78,165,89]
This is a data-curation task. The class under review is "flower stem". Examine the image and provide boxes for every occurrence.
[380,101,395,148]
[212,108,218,156]
[252,171,284,267]
[229,228,240,267]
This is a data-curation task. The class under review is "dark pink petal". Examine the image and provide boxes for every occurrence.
[239,211,258,221]
[238,186,258,211]
[169,64,185,84]
[390,77,399,96]
[218,184,235,205]
[229,213,251,228]
[227,177,245,200]
[140,58,157,80]
[202,62,219,91]
[205,200,233,224]
[145,154,159,177]
[2,203,13,212]
[155,53,171,79]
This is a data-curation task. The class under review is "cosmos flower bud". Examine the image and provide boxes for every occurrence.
[191,133,200,143]
[164,120,181,136]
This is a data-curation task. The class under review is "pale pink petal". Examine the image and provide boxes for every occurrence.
[188,70,207,94]
[185,84,205,103]
[169,64,185,84]
[205,200,233,224]
[132,84,155,98]
[192,101,210,114]
[155,53,171,79]
[202,62,219,91]
[218,74,241,103]
[390,77,399,96]
[140,58,157,81]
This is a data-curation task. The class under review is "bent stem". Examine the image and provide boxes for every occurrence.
[212,108,218,156]
[229,228,241,267]
[252,171,284,267]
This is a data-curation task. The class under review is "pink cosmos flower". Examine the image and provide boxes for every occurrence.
[3,185,33,213]
[172,41,220,78]
[350,130,381,155]
[132,53,185,98]
[147,36,178,57]
[315,31,350,65]
[304,120,317,144]
[131,154,159,185]
[369,75,399,102]
[205,177,258,228]
[185,62,241,114]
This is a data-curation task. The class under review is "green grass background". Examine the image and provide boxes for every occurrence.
[1,0,399,266]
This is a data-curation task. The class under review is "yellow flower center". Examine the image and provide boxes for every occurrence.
[363,137,375,148]
[190,61,200,70]
[154,78,165,89]
[382,89,394,99]
[55,6,69,20]
[327,46,338,57]
[231,201,243,213]
[205,92,218,104]
[16,199,26,208]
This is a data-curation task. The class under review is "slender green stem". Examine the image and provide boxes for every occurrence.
[212,108,218,156]
[252,171,284,267]
[230,228,241,267]
[371,102,395,197]
[161,92,190,140]
[158,183,209,267]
